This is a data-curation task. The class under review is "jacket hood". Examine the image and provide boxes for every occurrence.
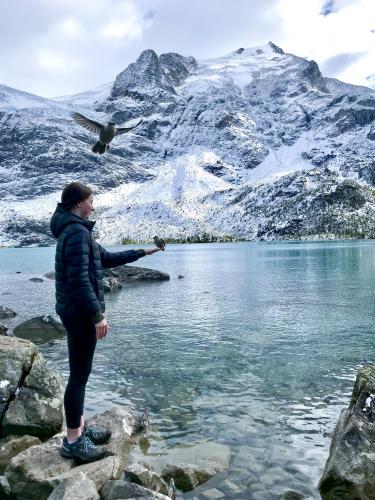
[50,203,96,238]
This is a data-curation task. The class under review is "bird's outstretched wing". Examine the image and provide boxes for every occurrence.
[115,120,143,136]
[71,111,104,134]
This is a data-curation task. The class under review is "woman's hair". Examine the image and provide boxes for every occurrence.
[60,182,93,210]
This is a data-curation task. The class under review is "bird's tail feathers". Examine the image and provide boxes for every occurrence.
[92,141,106,154]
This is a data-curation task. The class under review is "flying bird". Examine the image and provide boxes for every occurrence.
[70,109,142,154]
[153,236,166,251]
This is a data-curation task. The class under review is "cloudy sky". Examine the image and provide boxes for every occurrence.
[0,0,373,97]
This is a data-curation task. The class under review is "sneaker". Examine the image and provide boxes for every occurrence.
[60,435,105,463]
[83,424,112,445]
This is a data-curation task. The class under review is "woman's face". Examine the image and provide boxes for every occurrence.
[77,194,94,219]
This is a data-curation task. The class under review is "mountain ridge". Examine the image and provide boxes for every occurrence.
[0,41,374,246]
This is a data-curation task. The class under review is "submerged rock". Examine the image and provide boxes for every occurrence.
[0,323,8,335]
[161,463,224,493]
[319,364,375,499]
[0,306,16,319]
[281,490,307,499]
[102,276,122,293]
[13,315,65,343]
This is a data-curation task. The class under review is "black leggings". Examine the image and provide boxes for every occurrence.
[60,314,97,429]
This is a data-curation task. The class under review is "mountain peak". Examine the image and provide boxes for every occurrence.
[268,41,285,54]
[111,50,196,99]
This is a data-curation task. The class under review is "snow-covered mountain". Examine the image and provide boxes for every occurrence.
[1,41,375,246]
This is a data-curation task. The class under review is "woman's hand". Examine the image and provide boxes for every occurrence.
[95,317,109,339]
[144,247,162,256]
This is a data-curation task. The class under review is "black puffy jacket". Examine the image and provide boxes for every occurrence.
[50,204,145,321]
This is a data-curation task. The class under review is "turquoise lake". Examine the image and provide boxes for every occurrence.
[1,240,374,499]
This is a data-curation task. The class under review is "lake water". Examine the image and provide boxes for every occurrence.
[1,240,375,499]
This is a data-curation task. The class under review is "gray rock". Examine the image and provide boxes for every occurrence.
[103,266,170,283]
[5,406,147,499]
[281,490,307,499]
[45,267,169,293]
[13,315,66,343]
[2,350,64,439]
[29,277,44,283]
[319,364,375,499]
[0,475,10,498]
[0,307,16,319]
[0,435,41,473]
[0,323,8,335]
[201,488,225,499]
[221,479,243,495]
[44,272,55,280]
[47,472,100,499]
[161,463,223,493]
[0,335,37,429]
[124,463,170,496]
[101,479,171,499]
[102,276,122,293]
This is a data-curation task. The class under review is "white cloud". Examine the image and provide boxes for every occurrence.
[102,21,142,39]
[276,0,375,87]
[0,0,373,96]
[59,18,82,37]
[38,50,82,74]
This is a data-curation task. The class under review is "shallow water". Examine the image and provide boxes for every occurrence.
[1,240,374,498]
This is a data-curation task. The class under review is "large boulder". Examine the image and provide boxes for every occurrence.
[47,472,99,499]
[0,336,37,429]
[106,265,170,282]
[0,335,63,440]
[45,266,170,292]
[0,435,41,473]
[319,364,375,499]
[5,406,147,500]
[13,315,66,343]
[124,463,172,496]
[161,463,224,493]
[2,350,64,439]
[101,479,172,499]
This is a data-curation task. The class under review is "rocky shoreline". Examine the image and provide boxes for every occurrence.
[0,335,227,499]
[3,321,372,499]
[0,265,234,499]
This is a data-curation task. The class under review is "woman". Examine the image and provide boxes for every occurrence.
[50,181,161,463]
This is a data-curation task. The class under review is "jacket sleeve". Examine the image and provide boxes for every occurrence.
[98,245,146,269]
[65,230,103,320]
